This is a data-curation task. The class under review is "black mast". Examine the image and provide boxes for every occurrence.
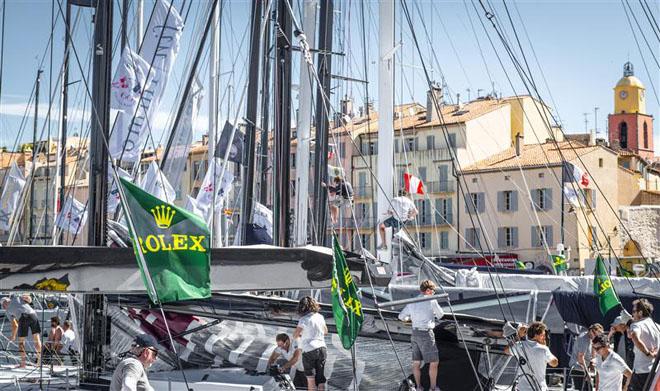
[312,0,333,246]
[87,0,112,246]
[28,69,42,244]
[259,9,272,205]
[240,0,264,244]
[57,1,71,245]
[273,0,292,246]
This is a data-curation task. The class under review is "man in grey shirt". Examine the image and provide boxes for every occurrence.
[110,334,159,391]
[2,294,42,368]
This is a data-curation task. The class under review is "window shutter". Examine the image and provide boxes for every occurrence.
[423,199,431,223]
[427,135,435,150]
[497,191,504,212]
[414,138,419,151]
[531,226,539,247]
[545,226,554,246]
[478,193,485,213]
[544,188,553,210]
[476,228,481,248]
[395,139,400,153]
[531,190,537,210]
[512,227,519,248]
[419,167,427,181]
[441,232,448,249]
[591,189,597,209]
[512,190,518,212]
[465,193,474,213]
[435,199,442,224]
[372,202,378,219]
[497,227,505,248]
[446,198,453,224]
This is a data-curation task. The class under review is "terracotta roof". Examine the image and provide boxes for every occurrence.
[462,141,607,172]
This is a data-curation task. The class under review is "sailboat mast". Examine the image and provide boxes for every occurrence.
[56,1,70,246]
[273,0,293,247]
[240,0,264,244]
[258,9,272,206]
[28,69,42,244]
[377,0,395,234]
[293,0,317,246]
[209,0,221,246]
[312,0,333,246]
[87,0,113,246]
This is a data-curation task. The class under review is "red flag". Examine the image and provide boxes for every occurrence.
[580,173,589,187]
[404,173,424,195]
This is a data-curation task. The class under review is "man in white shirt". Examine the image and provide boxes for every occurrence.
[378,191,418,250]
[592,334,632,391]
[267,333,306,388]
[293,296,328,391]
[60,320,77,364]
[628,299,660,391]
[506,321,558,391]
[398,279,445,391]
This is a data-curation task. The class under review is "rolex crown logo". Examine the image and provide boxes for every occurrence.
[151,205,176,229]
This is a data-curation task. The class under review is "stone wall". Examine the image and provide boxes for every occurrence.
[619,206,660,259]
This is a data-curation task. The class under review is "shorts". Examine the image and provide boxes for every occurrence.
[18,313,41,338]
[382,216,403,230]
[302,347,327,385]
[292,370,307,388]
[330,197,352,207]
[630,372,650,391]
[411,329,438,363]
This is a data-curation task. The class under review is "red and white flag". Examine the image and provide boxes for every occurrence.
[404,173,424,195]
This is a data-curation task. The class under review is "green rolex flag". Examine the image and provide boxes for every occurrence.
[551,254,568,273]
[331,235,364,350]
[593,256,621,315]
[119,178,211,304]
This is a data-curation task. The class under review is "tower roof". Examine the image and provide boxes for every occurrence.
[616,75,645,89]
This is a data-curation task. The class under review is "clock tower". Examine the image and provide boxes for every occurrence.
[608,62,654,159]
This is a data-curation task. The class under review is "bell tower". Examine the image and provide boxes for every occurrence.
[608,62,654,159]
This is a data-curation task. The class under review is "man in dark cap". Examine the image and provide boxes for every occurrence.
[109,334,159,391]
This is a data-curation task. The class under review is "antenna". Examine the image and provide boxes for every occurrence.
[583,113,589,133]
[466,88,471,101]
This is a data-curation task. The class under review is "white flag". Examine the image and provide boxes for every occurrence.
[0,162,26,231]
[563,184,581,207]
[109,0,183,162]
[139,161,176,202]
[253,202,273,239]
[107,167,132,214]
[185,195,205,220]
[110,47,152,111]
[195,158,234,222]
[56,197,87,234]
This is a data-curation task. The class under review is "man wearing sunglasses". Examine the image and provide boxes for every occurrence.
[110,334,159,391]
[593,334,631,391]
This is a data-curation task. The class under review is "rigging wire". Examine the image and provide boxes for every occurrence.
[622,0,660,105]
[472,0,657,296]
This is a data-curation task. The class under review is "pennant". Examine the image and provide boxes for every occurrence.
[56,197,87,234]
[139,161,176,203]
[119,178,211,303]
[161,78,204,189]
[404,172,424,195]
[215,121,245,165]
[107,167,132,214]
[109,0,183,162]
[111,47,153,111]
[331,234,363,349]
[593,256,621,315]
[195,158,234,223]
[0,162,26,231]
[252,202,273,239]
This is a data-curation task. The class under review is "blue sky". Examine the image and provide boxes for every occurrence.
[0,0,658,153]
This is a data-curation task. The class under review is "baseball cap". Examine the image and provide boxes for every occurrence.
[134,334,158,349]
[611,310,633,327]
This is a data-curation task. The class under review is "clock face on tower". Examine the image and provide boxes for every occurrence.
[620,90,629,100]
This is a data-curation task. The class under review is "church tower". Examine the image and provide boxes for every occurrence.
[608,62,654,159]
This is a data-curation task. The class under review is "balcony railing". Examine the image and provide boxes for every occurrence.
[353,181,455,198]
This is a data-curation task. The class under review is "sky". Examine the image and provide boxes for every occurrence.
[0,0,658,153]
